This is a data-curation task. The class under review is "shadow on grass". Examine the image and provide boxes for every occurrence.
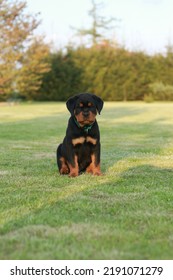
[0,163,173,259]
[1,162,173,231]
[0,103,150,141]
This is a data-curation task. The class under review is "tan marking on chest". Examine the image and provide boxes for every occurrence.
[86,136,97,145]
[72,137,85,146]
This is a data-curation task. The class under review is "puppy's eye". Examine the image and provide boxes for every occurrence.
[88,102,93,107]
[79,103,84,108]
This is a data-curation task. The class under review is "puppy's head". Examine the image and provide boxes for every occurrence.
[66,93,104,126]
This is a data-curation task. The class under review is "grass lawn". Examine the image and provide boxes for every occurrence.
[0,101,173,260]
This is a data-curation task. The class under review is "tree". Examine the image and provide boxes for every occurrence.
[0,0,50,100]
[73,0,118,46]
[16,37,50,100]
[39,49,83,101]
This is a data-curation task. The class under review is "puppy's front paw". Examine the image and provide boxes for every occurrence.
[69,171,78,177]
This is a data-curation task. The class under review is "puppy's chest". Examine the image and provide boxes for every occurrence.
[72,136,97,146]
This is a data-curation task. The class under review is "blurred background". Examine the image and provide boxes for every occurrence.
[1,0,173,102]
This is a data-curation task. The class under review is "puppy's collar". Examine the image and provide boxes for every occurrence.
[73,117,95,134]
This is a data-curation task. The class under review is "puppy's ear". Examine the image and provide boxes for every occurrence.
[92,94,104,114]
[66,95,79,115]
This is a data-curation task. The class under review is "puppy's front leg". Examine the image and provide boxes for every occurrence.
[86,154,102,176]
[68,155,79,177]
[86,143,102,176]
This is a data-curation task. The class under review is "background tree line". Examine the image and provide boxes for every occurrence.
[1,0,173,102]
[37,45,173,102]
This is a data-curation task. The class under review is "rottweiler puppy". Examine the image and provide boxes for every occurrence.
[57,93,104,177]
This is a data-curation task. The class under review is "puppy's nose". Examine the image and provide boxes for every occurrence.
[83,111,89,117]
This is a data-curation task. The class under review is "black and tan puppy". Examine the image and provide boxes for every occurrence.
[57,93,104,177]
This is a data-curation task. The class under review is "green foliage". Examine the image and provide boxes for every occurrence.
[143,93,155,103]
[1,0,173,102]
[39,50,83,101]
[0,0,50,101]
[149,82,173,101]
[40,44,173,101]
[39,0,173,102]
[17,38,50,100]
[35,0,173,102]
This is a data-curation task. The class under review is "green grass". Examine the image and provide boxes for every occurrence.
[0,101,173,260]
